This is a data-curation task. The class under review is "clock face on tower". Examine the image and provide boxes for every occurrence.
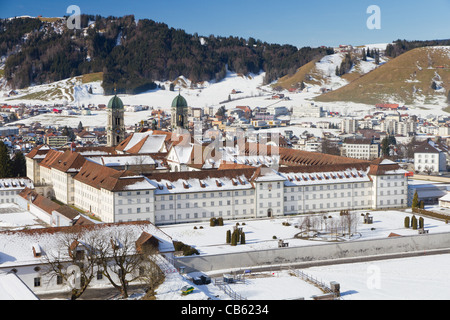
[116,129,121,134]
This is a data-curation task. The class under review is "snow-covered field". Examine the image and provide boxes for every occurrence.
[156,253,450,300]
[3,49,449,132]
[2,201,450,300]
[151,208,450,300]
[159,209,450,256]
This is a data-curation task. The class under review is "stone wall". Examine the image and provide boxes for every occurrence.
[174,232,450,273]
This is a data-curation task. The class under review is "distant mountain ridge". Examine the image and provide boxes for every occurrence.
[0,15,332,95]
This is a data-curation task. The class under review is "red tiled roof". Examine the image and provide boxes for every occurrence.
[49,150,86,173]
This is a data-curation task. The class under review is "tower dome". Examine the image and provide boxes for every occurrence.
[171,93,188,131]
[107,95,124,109]
[171,94,188,109]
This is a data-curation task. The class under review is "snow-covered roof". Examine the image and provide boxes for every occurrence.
[0,221,174,269]
[0,272,39,300]
[280,167,371,186]
[0,178,34,190]
[440,192,450,202]
[149,174,254,195]
[88,155,156,167]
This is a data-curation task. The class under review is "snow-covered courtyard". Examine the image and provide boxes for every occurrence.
[3,202,450,300]
[153,208,450,300]
[159,209,450,255]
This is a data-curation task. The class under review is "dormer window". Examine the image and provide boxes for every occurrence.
[32,243,42,258]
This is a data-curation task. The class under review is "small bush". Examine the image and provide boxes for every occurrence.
[404,216,410,228]
[173,241,199,256]
[272,235,277,239]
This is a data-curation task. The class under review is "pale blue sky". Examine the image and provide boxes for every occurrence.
[1,0,449,47]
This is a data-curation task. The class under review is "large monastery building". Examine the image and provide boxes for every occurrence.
[24,94,408,226]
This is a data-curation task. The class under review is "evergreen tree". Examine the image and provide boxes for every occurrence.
[300,81,306,90]
[419,217,424,229]
[381,137,390,157]
[0,142,11,178]
[404,216,410,228]
[240,232,246,245]
[78,121,84,131]
[226,230,231,244]
[412,215,418,230]
[11,151,26,177]
[374,51,380,65]
[362,48,367,61]
[431,81,437,90]
[231,230,237,246]
[412,191,419,208]
[62,126,76,141]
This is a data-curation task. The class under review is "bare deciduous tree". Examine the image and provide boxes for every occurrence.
[44,226,166,300]
[96,228,161,299]
[43,229,103,300]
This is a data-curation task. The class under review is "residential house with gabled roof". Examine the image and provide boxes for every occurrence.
[414,139,447,174]
[76,130,98,145]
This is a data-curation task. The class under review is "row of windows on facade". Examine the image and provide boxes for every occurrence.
[113,186,406,215]
[79,183,374,203]
[105,186,407,213]
[0,190,21,196]
[0,197,17,203]
[149,196,406,222]
[416,159,437,163]
[75,177,405,206]
[285,198,405,211]
[416,154,438,158]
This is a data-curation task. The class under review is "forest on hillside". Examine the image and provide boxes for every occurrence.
[385,39,450,58]
[1,15,333,94]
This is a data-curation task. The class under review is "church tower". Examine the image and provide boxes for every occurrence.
[171,92,189,131]
[106,94,125,147]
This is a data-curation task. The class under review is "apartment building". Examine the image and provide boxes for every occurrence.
[341,138,380,160]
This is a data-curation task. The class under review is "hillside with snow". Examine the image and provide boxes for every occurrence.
[315,46,450,107]
[1,44,449,130]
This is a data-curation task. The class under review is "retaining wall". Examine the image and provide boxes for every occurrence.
[174,232,450,273]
